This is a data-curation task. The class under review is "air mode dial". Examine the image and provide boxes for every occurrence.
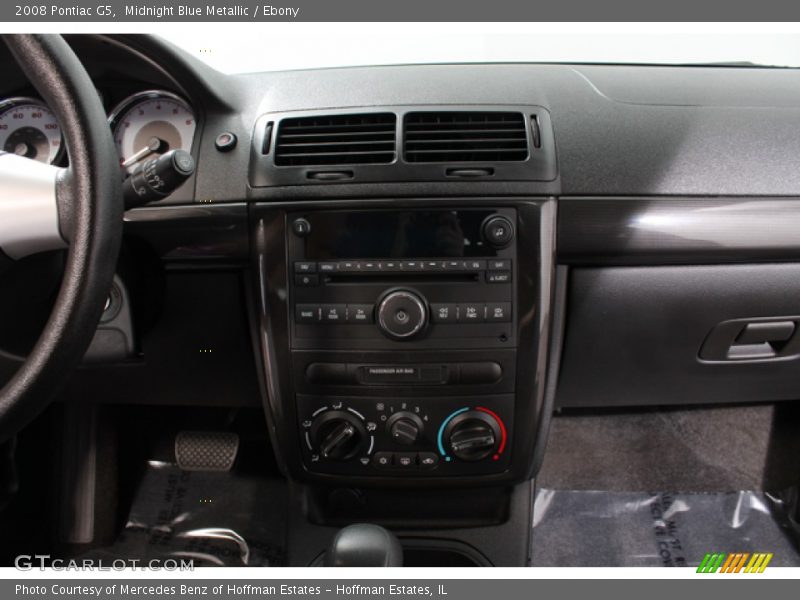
[310,410,368,461]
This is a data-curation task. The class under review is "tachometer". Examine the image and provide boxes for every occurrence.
[0,97,63,164]
[109,91,196,172]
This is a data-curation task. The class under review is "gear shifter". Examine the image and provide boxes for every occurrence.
[324,524,403,567]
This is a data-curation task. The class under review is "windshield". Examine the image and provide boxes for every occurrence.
[160,26,800,74]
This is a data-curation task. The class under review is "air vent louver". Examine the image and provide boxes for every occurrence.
[274,113,397,166]
[404,111,529,163]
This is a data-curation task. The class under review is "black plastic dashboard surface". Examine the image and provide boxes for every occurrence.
[3,36,797,200]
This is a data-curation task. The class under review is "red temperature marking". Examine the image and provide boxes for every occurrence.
[475,406,507,455]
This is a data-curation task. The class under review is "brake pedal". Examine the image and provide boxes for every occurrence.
[175,431,239,471]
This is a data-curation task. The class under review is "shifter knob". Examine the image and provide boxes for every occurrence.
[324,524,403,567]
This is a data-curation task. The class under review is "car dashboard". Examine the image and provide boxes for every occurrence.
[2,34,800,566]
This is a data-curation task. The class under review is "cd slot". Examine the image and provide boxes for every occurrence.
[326,272,479,284]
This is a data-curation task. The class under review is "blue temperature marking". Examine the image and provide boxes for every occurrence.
[437,407,469,457]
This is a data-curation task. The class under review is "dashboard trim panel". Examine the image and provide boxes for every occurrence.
[252,197,557,487]
[559,196,800,265]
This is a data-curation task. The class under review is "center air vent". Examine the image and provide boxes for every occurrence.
[274,113,397,166]
[404,112,529,163]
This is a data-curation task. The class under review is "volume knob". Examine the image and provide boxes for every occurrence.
[377,289,428,340]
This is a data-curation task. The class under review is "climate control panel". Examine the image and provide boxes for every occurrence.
[297,394,512,477]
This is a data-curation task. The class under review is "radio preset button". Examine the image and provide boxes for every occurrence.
[486,271,512,284]
[322,304,346,323]
[295,274,319,287]
[382,261,401,271]
[362,261,381,271]
[487,303,512,322]
[431,303,458,323]
[403,260,422,270]
[339,260,360,272]
[295,305,320,323]
[463,259,486,271]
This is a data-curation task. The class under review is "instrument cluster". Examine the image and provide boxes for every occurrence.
[0,89,196,171]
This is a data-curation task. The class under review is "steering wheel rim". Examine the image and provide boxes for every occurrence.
[0,35,122,440]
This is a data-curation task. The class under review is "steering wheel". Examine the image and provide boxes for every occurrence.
[0,35,122,440]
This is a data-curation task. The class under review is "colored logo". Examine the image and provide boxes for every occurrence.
[697,552,773,573]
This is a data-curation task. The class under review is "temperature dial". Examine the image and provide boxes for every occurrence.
[309,410,368,461]
[440,408,506,462]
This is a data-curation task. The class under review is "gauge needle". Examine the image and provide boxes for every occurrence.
[121,137,166,168]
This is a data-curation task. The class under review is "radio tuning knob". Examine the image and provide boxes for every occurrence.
[482,215,514,248]
[377,289,428,340]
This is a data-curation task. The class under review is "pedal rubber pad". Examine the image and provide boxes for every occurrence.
[175,431,239,471]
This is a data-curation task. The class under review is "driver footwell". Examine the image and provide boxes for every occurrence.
[87,460,287,566]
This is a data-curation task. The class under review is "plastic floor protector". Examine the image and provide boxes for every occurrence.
[90,461,286,566]
[532,489,800,567]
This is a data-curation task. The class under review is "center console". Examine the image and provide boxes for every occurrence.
[253,199,555,487]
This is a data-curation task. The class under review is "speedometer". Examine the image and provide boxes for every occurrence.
[109,91,196,172]
[0,97,63,165]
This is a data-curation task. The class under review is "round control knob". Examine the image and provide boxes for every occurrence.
[310,410,367,461]
[386,411,425,445]
[291,217,311,238]
[443,410,502,462]
[482,215,514,248]
[377,289,428,340]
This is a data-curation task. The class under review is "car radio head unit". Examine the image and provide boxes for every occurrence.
[288,208,517,352]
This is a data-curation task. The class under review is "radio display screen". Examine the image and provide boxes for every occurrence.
[301,209,501,259]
